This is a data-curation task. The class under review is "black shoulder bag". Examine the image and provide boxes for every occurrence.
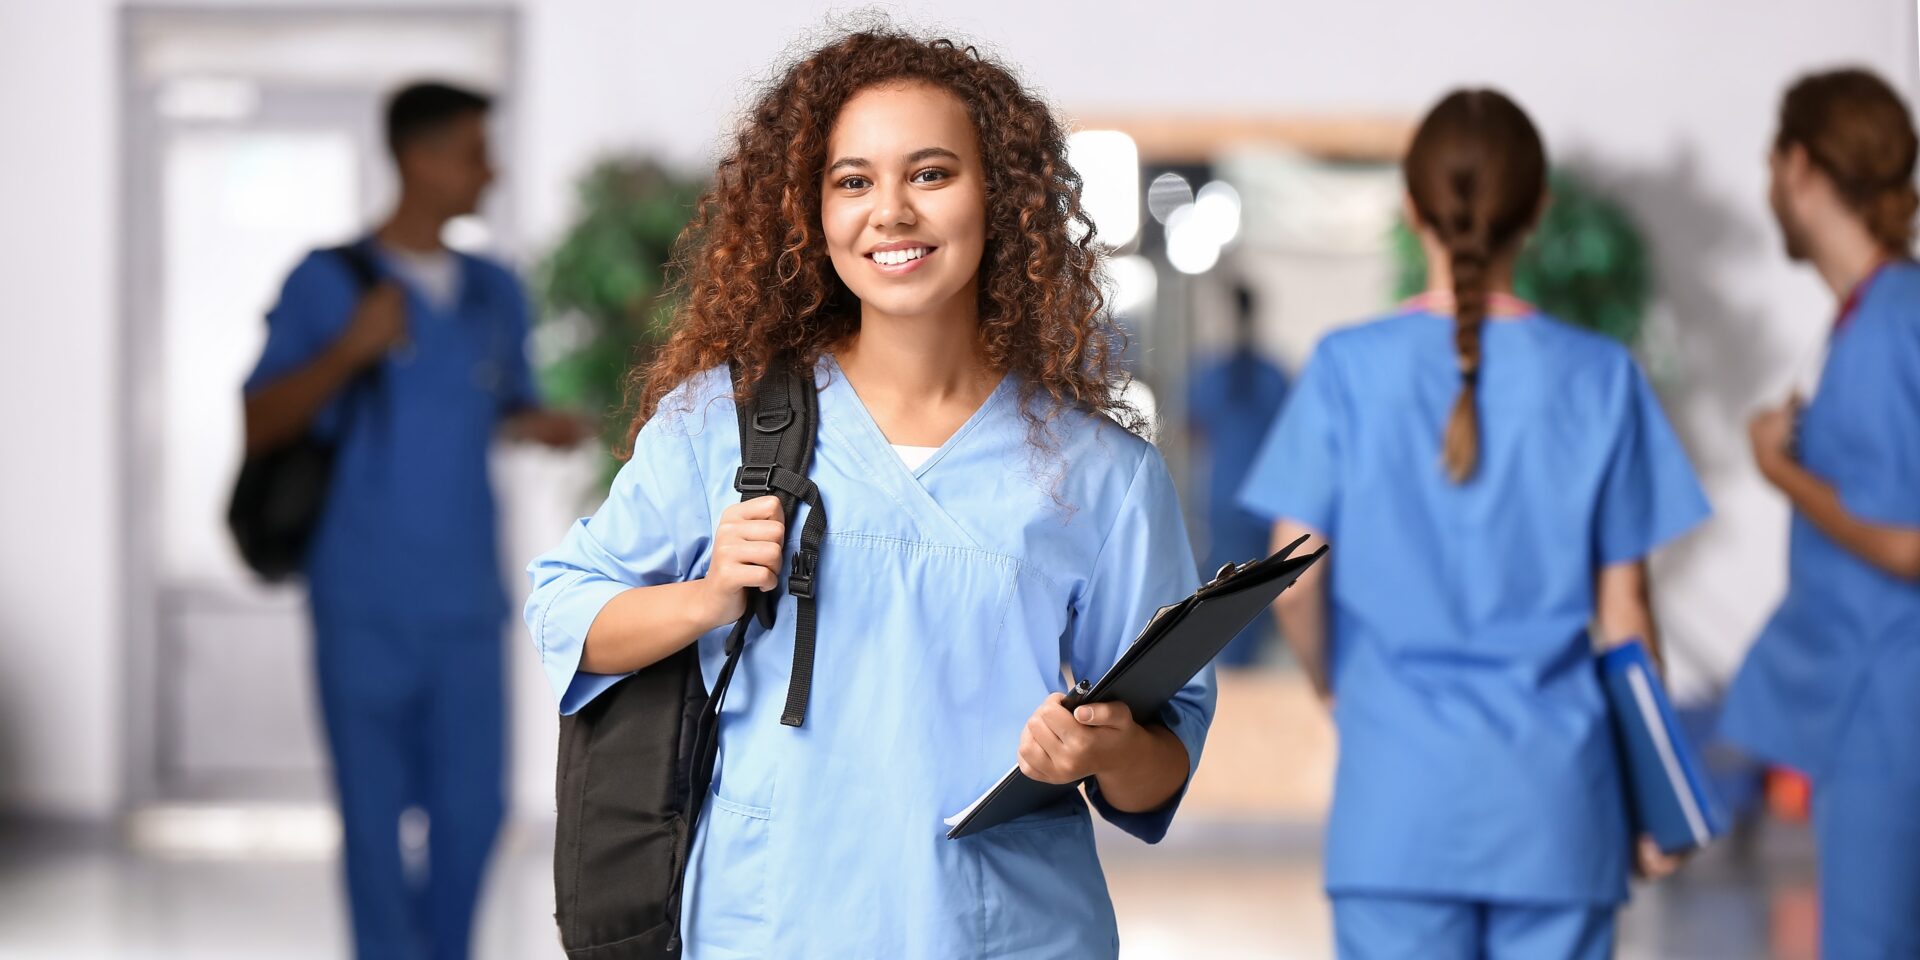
[553,359,826,959]
[227,244,381,580]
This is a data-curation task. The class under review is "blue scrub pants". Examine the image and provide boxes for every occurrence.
[1333,895,1615,960]
[1814,776,1920,959]
[313,608,506,960]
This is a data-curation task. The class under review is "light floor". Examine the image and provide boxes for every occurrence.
[0,813,1818,960]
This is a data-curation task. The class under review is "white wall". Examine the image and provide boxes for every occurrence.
[2,0,1914,817]
[0,0,122,819]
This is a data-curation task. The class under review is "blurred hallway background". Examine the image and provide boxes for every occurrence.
[2,1,1914,957]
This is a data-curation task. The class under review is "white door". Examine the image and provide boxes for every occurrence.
[122,7,516,808]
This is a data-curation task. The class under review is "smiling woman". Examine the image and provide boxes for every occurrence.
[523,22,1215,960]
[623,27,1141,453]
[820,82,995,446]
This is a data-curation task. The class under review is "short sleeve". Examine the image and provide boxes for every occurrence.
[524,401,716,714]
[1237,341,1345,533]
[243,251,361,421]
[1070,449,1214,843]
[1594,360,1710,566]
[1826,310,1920,527]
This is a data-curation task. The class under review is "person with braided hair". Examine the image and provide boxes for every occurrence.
[1238,89,1707,959]
[1722,67,1920,959]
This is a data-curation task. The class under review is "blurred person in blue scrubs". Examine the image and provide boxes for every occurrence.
[1239,89,1707,960]
[525,28,1212,958]
[1187,283,1287,667]
[1721,67,1920,960]
[242,82,587,960]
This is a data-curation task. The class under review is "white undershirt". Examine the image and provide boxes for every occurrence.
[379,243,460,311]
[892,444,940,471]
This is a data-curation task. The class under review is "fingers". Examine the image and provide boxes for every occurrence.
[728,495,783,522]
[716,537,783,565]
[716,517,785,546]
[367,285,407,323]
[1634,836,1684,880]
[714,539,783,591]
[709,498,788,595]
[1036,697,1081,743]
[1018,713,1071,784]
[1018,692,1137,784]
[1016,728,1058,783]
[1071,702,1132,729]
[1028,708,1069,754]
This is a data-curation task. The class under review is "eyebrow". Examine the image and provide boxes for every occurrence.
[826,146,963,175]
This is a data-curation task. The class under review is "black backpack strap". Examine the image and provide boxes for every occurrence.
[665,612,749,951]
[316,241,390,444]
[665,357,824,951]
[326,241,381,293]
[728,360,826,727]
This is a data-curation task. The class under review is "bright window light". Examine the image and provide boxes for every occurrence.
[1147,172,1194,224]
[1165,203,1220,275]
[1066,130,1141,249]
[1105,254,1159,317]
[1192,180,1242,247]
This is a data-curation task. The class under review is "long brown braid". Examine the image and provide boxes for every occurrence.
[1403,89,1547,483]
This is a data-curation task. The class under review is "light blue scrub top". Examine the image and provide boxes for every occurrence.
[525,359,1214,959]
[244,242,539,622]
[1723,262,1920,783]
[1238,309,1708,905]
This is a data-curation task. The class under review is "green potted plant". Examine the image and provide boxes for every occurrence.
[532,157,704,468]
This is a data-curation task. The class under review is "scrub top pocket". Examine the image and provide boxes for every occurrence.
[686,792,772,958]
[969,806,1117,959]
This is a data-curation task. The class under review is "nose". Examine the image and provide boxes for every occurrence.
[869,179,917,230]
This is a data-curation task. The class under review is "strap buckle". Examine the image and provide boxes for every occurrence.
[787,549,818,599]
[734,465,775,493]
[753,408,794,434]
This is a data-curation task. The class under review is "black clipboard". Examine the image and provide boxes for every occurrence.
[944,535,1328,839]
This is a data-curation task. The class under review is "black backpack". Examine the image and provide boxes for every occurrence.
[553,359,826,958]
[227,244,380,580]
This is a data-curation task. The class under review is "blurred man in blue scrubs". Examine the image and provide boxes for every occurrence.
[241,82,586,960]
[1188,283,1288,666]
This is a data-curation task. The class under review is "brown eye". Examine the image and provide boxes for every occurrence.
[912,168,950,184]
[838,175,871,191]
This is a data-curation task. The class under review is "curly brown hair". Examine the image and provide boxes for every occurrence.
[619,23,1138,457]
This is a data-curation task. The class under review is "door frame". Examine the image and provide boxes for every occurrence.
[116,3,521,812]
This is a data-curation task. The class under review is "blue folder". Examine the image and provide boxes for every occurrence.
[1598,639,1727,854]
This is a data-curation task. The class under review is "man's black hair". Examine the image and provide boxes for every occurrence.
[385,81,491,158]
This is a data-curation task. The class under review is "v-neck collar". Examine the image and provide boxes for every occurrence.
[821,353,1013,481]
[368,237,472,318]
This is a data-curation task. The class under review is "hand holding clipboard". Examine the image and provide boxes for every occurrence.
[945,535,1328,839]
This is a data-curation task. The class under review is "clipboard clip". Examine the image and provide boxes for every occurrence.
[1199,533,1314,596]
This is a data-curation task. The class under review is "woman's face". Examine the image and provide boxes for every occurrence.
[820,81,987,324]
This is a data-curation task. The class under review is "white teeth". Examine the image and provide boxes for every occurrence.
[872,247,929,266]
